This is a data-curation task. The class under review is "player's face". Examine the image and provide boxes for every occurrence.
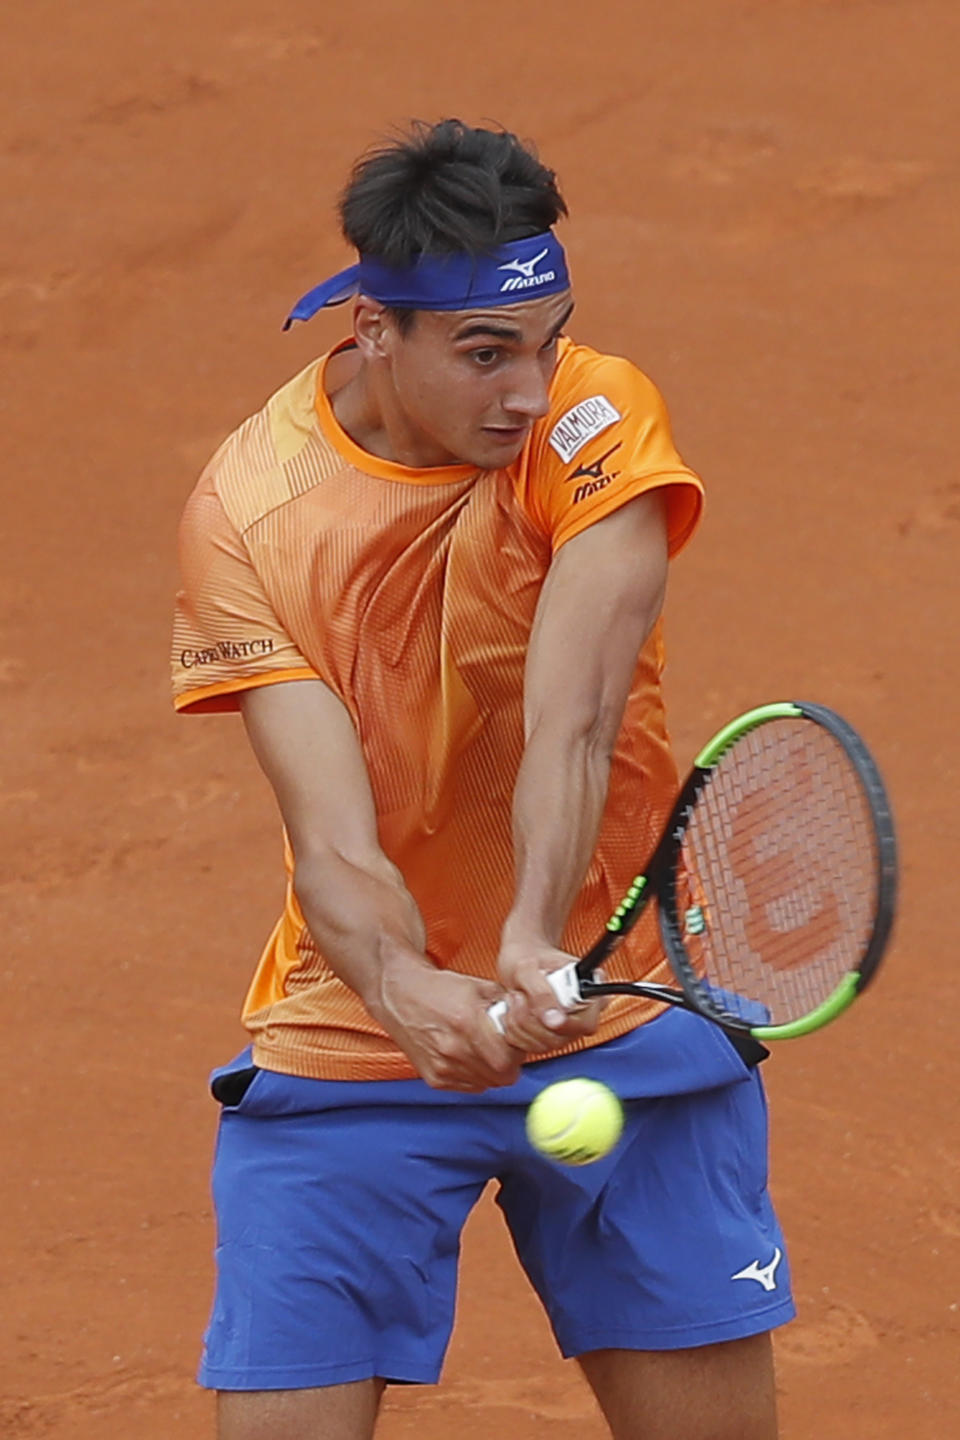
[375,290,574,470]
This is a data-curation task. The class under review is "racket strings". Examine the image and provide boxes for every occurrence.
[678,720,878,1025]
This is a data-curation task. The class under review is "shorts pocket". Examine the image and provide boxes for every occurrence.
[211,1065,261,1110]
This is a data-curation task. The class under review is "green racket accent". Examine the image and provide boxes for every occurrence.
[606,874,648,933]
[694,702,803,768]
[749,971,861,1040]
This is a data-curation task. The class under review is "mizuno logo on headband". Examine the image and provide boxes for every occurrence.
[283,231,570,328]
[497,247,554,291]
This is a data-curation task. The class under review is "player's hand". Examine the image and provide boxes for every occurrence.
[495,937,606,1053]
[372,958,523,1092]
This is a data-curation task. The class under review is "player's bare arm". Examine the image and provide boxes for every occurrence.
[497,489,669,1052]
[239,680,521,1090]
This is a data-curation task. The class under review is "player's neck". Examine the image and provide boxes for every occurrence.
[328,353,461,470]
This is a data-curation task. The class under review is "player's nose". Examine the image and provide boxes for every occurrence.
[501,359,551,421]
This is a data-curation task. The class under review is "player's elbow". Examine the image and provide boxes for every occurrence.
[583,695,629,764]
[526,698,623,770]
[293,842,401,898]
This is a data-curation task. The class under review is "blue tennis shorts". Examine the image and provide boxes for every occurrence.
[198,1009,794,1391]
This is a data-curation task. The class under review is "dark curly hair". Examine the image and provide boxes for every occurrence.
[339,119,567,267]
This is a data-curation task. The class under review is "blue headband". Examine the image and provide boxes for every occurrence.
[283,230,570,329]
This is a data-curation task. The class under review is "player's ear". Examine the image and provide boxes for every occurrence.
[353,298,392,360]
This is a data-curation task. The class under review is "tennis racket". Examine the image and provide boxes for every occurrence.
[490,701,897,1042]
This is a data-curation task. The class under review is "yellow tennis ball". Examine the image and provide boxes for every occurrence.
[526,1078,624,1166]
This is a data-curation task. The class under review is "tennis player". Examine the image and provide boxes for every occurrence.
[172,119,793,1440]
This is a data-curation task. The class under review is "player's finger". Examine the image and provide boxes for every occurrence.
[496,990,603,1052]
[473,1027,525,1085]
[427,1020,522,1090]
[489,991,551,1050]
[427,1050,521,1091]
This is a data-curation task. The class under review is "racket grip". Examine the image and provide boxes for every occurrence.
[487,962,584,1034]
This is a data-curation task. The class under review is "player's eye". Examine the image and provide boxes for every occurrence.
[470,347,501,367]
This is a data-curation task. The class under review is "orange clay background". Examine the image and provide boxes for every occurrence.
[2,2,957,1435]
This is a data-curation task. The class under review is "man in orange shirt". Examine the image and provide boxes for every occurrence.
[173,120,791,1440]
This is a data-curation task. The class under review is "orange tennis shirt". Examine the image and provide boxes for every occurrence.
[172,336,704,1079]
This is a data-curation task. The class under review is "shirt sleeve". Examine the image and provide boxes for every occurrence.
[523,352,704,555]
[171,471,318,714]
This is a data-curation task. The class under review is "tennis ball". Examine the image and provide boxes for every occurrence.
[526,1078,624,1166]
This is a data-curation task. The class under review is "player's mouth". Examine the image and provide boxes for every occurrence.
[482,423,530,446]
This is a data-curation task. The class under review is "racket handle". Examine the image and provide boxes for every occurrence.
[487,962,584,1034]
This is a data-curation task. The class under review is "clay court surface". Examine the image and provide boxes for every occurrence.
[2,1,958,1434]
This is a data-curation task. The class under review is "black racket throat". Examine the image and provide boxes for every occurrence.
[576,977,770,1066]
[578,978,686,1004]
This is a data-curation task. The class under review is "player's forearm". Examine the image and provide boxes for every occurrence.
[503,718,613,948]
[503,494,669,953]
[293,846,434,1013]
[294,846,521,1089]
